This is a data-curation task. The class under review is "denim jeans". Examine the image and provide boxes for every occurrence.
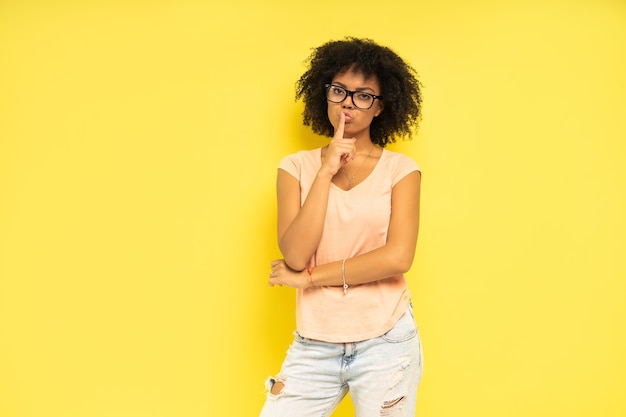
[259,307,423,417]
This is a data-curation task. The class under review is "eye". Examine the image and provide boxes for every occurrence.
[331,86,345,95]
[357,92,373,100]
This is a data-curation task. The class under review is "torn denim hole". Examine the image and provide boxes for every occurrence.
[380,354,411,416]
[264,375,286,398]
[389,354,412,390]
[380,396,406,416]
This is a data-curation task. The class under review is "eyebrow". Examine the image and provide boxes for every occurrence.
[331,81,377,93]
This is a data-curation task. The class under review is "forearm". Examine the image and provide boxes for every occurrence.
[308,244,416,288]
[279,169,334,270]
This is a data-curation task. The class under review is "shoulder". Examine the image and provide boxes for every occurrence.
[381,149,420,170]
[278,148,322,178]
[380,149,420,186]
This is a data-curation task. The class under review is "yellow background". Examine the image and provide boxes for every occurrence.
[1,0,625,416]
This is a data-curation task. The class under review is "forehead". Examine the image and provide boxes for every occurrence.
[331,68,380,90]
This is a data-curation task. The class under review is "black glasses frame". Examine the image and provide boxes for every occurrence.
[324,84,383,110]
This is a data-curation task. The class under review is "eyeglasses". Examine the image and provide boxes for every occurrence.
[325,84,383,110]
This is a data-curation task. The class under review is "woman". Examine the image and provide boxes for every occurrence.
[261,37,424,417]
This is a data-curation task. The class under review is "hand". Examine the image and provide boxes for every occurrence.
[268,259,311,289]
[321,112,357,176]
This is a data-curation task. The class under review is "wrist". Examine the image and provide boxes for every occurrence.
[316,167,334,182]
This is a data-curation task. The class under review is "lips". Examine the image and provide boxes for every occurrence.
[342,111,354,122]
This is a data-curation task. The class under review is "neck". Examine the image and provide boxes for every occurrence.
[354,138,375,153]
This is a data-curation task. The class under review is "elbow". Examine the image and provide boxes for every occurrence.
[396,259,413,275]
[279,240,311,272]
[284,258,307,272]
[279,247,308,272]
[393,251,416,275]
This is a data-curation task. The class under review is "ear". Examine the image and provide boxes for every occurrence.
[374,101,384,117]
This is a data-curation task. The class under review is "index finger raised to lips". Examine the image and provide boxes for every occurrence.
[334,112,345,139]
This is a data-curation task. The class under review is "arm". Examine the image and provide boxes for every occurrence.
[270,170,421,288]
[276,168,331,271]
[277,114,356,271]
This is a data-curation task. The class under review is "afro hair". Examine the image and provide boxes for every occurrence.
[295,37,422,147]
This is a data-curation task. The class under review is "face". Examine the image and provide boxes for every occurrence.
[327,69,384,140]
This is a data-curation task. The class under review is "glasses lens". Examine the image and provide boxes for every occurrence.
[326,85,347,103]
[352,92,375,109]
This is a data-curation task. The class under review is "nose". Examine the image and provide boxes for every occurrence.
[342,93,354,108]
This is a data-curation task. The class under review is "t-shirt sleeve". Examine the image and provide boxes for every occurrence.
[278,153,301,180]
[391,154,421,187]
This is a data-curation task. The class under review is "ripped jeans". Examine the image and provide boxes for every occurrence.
[259,308,423,417]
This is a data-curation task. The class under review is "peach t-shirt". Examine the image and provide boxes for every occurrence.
[278,147,420,343]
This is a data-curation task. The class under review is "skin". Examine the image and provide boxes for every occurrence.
[268,68,421,289]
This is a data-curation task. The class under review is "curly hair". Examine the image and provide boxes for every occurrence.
[295,37,422,147]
